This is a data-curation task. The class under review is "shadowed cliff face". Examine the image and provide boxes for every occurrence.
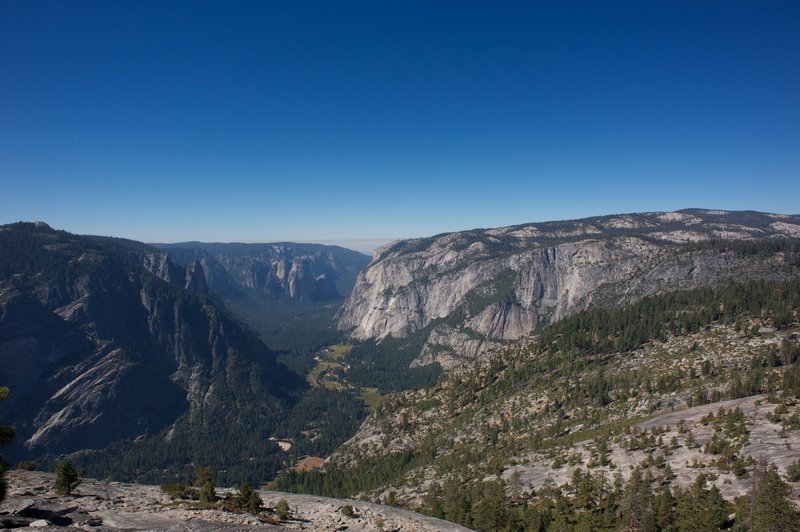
[337,209,800,369]
[0,223,301,461]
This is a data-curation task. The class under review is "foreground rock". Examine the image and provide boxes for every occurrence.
[0,471,469,531]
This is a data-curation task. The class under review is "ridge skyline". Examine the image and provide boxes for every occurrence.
[7,207,800,254]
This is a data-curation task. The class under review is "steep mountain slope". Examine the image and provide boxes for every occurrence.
[0,222,305,482]
[154,242,370,304]
[283,280,800,530]
[338,209,800,368]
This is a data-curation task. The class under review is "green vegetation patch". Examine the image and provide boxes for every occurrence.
[465,269,518,316]
[307,361,345,388]
[360,387,385,412]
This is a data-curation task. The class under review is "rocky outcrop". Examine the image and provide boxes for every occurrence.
[141,253,212,297]
[338,209,800,368]
[1,471,469,531]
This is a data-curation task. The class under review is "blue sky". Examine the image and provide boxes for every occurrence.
[1,1,798,251]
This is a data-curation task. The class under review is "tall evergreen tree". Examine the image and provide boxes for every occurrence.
[750,464,800,531]
[0,387,13,504]
[619,467,656,531]
[195,466,217,503]
[54,461,80,496]
[653,488,675,531]
[471,481,508,532]
[704,485,730,530]
[674,474,731,531]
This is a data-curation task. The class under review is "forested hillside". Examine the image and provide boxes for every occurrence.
[280,279,800,530]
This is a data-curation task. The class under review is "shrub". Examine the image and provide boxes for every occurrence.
[275,499,290,521]
[195,466,216,503]
[160,482,199,500]
[17,461,37,471]
[234,483,263,514]
[786,459,800,482]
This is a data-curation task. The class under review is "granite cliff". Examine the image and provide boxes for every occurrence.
[154,242,370,305]
[0,223,302,479]
[337,209,800,368]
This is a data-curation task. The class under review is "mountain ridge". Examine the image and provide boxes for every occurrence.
[337,209,800,369]
[152,241,370,305]
[0,222,306,483]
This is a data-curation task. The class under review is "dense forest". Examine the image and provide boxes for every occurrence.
[344,334,443,392]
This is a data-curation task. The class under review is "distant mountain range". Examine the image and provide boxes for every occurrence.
[152,241,370,305]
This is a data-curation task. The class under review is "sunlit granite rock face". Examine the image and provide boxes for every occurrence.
[337,209,800,368]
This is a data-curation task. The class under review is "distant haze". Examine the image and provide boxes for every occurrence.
[312,239,394,255]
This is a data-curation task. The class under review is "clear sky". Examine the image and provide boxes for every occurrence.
[1,1,798,251]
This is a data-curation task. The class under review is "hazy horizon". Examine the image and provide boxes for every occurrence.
[9,204,800,254]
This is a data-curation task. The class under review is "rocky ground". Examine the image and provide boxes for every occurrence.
[0,471,469,531]
[502,394,800,502]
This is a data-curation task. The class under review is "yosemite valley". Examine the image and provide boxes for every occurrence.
[2,209,800,530]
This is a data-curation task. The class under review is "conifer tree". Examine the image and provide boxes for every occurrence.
[235,483,262,514]
[54,461,80,496]
[704,485,730,530]
[275,499,290,521]
[619,467,655,531]
[471,481,508,532]
[442,476,471,526]
[195,466,216,503]
[0,387,13,504]
[654,488,675,531]
[749,464,800,531]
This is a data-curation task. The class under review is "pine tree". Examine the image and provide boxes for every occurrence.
[673,474,732,531]
[195,467,216,503]
[235,483,263,514]
[674,477,703,531]
[0,387,13,504]
[54,461,80,496]
[703,485,730,530]
[471,481,508,532]
[618,467,655,531]
[750,465,800,531]
[654,488,675,531]
[275,499,290,521]
[442,476,471,526]
[421,481,444,518]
